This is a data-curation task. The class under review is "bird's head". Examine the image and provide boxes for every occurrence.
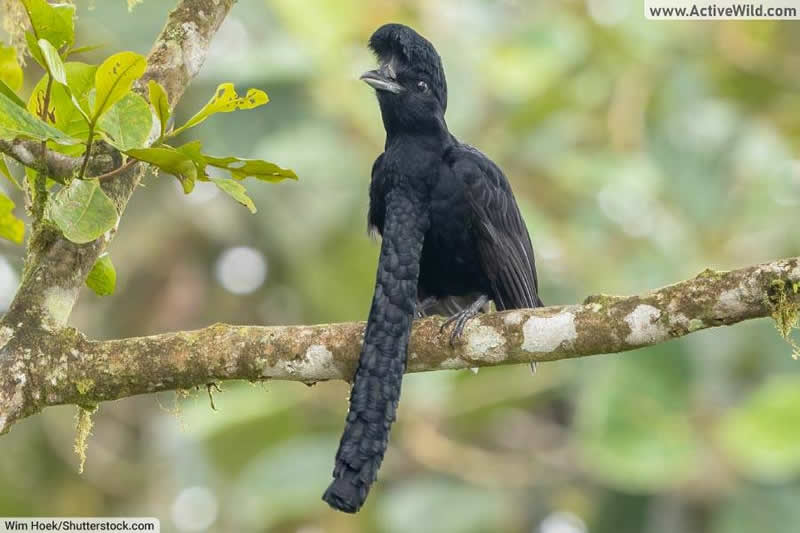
[361,23,447,134]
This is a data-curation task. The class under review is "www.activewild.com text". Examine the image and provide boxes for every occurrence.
[649,3,797,17]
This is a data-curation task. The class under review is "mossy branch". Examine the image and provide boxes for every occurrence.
[0,139,108,181]
[0,257,798,436]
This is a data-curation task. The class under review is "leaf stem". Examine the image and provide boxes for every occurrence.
[22,5,39,39]
[33,75,54,222]
[78,122,95,180]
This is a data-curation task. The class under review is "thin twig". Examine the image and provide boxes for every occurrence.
[88,159,137,181]
[77,124,95,180]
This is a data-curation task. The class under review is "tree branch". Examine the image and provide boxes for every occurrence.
[0,140,118,199]
[1,0,235,331]
[0,257,797,435]
[0,0,237,433]
[0,139,87,180]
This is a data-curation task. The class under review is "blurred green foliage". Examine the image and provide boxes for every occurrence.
[0,1,799,532]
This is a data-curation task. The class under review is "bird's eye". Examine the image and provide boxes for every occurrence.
[416,80,428,92]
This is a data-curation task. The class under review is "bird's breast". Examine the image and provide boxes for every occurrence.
[417,177,486,298]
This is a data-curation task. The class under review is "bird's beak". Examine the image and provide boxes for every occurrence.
[360,67,404,94]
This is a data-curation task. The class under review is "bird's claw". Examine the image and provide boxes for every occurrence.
[439,294,490,347]
[439,309,476,346]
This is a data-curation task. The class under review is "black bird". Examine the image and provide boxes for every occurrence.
[322,23,543,513]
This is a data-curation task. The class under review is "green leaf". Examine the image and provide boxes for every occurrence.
[0,156,21,190]
[211,177,257,213]
[65,43,105,58]
[97,93,152,151]
[21,0,75,50]
[204,155,297,183]
[92,51,146,121]
[148,80,170,138]
[0,44,22,92]
[175,140,207,180]
[36,39,92,127]
[0,90,77,144]
[0,192,24,244]
[126,141,294,196]
[171,83,268,137]
[37,39,67,85]
[716,375,800,482]
[49,179,118,243]
[126,146,197,193]
[85,253,116,296]
[0,80,25,109]
[28,62,96,149]
[25,32,46,68]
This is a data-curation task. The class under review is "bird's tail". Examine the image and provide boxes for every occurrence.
[323,188,427,513]
[322,334,407,512]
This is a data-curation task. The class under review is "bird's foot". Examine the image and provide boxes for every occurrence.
[415,296,438,318]
[439,294,490,347]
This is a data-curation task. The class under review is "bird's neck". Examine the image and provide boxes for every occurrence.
[382,114,450,149]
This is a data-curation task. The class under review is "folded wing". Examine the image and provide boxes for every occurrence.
[450,145,542,310]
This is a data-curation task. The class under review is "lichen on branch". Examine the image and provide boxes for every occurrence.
[768,278,800,358]
[0,256,798,436]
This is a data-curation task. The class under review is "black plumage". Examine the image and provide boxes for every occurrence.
[323,23,543,513]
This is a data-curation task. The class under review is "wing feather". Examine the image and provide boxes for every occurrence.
[451,145,542,311]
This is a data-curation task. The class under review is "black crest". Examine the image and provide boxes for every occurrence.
[368,23,448,111]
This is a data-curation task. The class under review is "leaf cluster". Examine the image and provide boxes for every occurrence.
[0,1,296,296]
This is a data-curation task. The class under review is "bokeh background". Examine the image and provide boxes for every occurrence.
[2,1,800,532]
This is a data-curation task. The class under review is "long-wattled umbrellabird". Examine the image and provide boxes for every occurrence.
[322,23,544,513]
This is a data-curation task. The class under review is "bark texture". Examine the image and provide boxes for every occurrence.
[0,139,114,180]
[0,257,797,435]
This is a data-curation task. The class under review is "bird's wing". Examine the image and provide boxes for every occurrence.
[450,145,542,311]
